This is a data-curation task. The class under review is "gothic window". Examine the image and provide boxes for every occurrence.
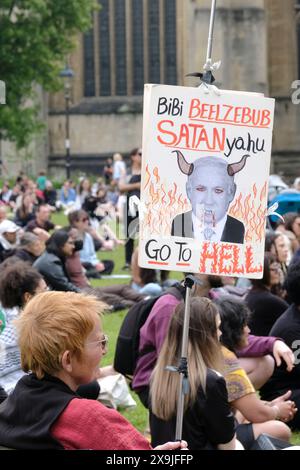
[114,0,127,95]
[83,0,178,97]
[99,0,111,96]
[83,26,95,97]
[164,0,177,85]
[148,0,161,84]
[132,0,144,95]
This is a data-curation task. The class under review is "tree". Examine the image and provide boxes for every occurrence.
[0,0,97,148]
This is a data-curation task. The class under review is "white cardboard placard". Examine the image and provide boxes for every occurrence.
[138,84,275,278]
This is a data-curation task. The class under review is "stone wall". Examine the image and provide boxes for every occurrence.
[46,0,300,180]
[2,85,48,179]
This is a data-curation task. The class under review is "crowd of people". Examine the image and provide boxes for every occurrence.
[0,161,300,450]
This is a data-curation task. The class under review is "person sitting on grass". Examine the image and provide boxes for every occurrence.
[0,261,48,396]
[150,297,243,450]
[33,230,80,293]
[68,210,114,278]
[64,227,146,310]
[0,291,187,451]
[0,259,101,402]
[215,296,296,450]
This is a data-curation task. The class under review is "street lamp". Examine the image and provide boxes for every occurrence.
[59,64,75,179]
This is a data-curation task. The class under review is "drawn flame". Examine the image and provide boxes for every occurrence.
[142,166,268,243]
[141,166,190,238]
[228,182,267,243]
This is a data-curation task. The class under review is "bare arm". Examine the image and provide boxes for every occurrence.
[232,392,296,423]
[154,440,188,450]
[131,248,142,284]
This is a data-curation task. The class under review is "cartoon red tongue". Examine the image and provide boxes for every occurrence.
[204,210,215,226]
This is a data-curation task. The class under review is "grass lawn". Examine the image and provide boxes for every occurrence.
[51,211,300,443]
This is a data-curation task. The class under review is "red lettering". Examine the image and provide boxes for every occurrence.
[232,245,244,274]
[212,127,225,152]
[157,120,177,145]
[251,109,262,127]
[261,109,271,127]
[201,103,210,119]
[189,123,203,148]
[174,124,190,148]
[208,104,220,120]
[241,107,252,125]
[218,244,232,274]
[195,127,211,150]
[233,107,242,123]
[222,105,233,121]
[245,246,262,274]
[188,99,201,119]
[199,243,218,273]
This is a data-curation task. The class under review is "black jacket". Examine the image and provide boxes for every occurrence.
[33,251,80,292]
[260,303,300,399]
[171,211,245,244]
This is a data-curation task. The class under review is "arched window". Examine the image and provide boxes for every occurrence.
[83,0,178,97]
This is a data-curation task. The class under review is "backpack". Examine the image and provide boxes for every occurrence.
[113,284,184,380]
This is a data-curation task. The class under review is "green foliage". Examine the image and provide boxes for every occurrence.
[0,0,98,147]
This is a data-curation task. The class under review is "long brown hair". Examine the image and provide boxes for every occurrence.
[150,297,223,420]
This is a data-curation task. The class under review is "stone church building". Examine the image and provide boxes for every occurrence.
[12,0,300,180]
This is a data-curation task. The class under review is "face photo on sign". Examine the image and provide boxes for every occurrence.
[171,152,249,244]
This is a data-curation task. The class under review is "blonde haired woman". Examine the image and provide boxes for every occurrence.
[0,291,186,451]
[150,297,242,450]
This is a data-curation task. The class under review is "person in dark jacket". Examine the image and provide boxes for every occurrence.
[33,230,80,293]
[246,253,288,336]
[260,262,300,429]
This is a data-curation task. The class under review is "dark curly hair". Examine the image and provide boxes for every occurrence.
[214,296,250,352]
[0,261,43,308]
[284,262,300,305]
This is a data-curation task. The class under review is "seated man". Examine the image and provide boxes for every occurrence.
[25,203,57,241]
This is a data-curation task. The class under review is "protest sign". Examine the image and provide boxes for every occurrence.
[138,84,275,278]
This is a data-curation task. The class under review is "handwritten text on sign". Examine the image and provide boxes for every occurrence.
[139,84,274,278]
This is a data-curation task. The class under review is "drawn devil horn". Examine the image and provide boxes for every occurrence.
[227,154,250,176]
[172,150,194,176]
